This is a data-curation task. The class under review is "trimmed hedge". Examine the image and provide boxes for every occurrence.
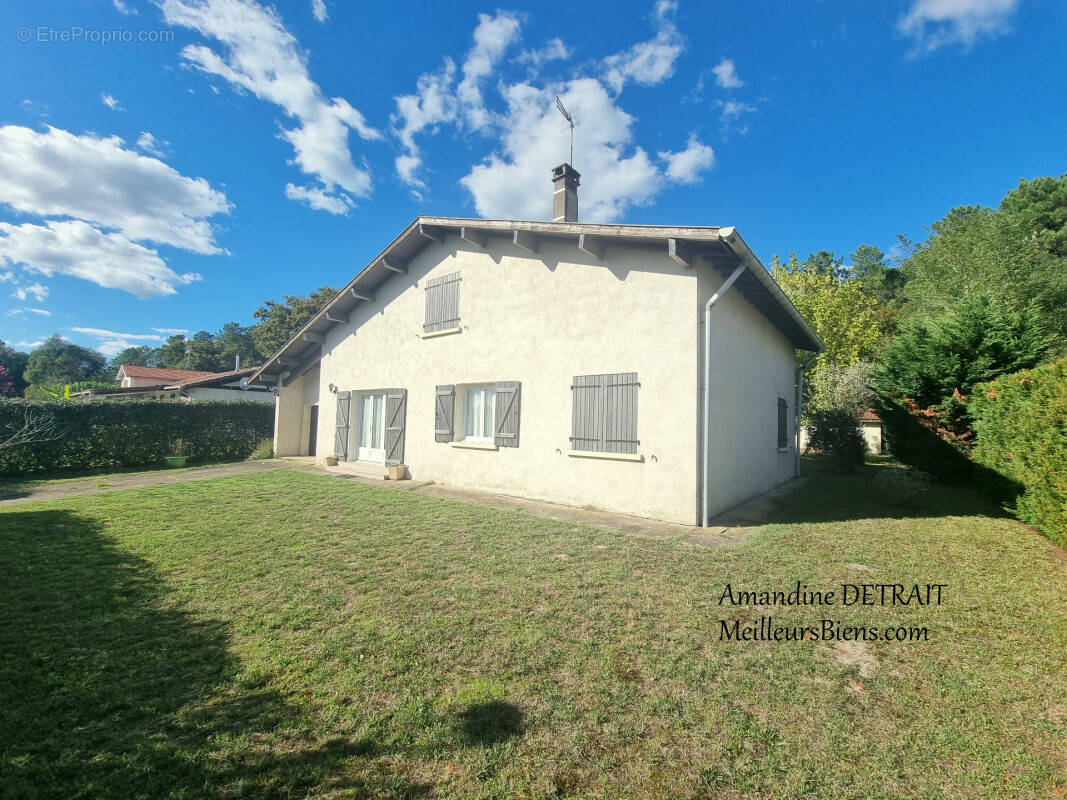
[0,400,274,476]
[970,359,1067,546]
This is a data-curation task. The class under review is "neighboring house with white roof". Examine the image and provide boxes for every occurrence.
[249,165,823,526]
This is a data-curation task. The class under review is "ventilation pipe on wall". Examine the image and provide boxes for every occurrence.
[701,260,748,527]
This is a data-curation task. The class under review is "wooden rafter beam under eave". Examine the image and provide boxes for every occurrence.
[280,349,322,387]
[380,256,407,273]
[578,233,605,259]
[302,331,325,343]
[667,238,693,268]
[350,287,374,302]
[325,311,348,324]
[418,223,444,243]
[460,226,487,248]
[513,230,539,254]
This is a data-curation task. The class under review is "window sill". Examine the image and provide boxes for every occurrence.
[567,450,643,462]
[420,326,462,339]
[451,440,497,451]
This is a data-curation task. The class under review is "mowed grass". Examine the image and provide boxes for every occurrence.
[1,464,1065,799]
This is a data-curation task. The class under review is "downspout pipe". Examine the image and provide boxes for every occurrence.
[795,352,819,478]
[702,261,748,527]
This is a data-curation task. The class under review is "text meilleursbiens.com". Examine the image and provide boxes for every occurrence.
[716,583,946,643]
[719,582,947,607]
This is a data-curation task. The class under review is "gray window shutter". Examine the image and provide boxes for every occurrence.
[494,381,521,448]
[424,272,461,332]
[777,398,788,449]
[334,391,351,460]
[385,387,407,465]
[604,373,639,454]
[435,385,455,443]
[571,373,639,454]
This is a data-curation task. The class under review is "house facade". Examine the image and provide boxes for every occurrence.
[251,178,821,526]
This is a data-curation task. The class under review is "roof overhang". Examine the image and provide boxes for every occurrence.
[248,215,823,386]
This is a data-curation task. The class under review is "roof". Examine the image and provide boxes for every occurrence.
[249,215,824,386]
[169,367,257,389]
[118,365,216,382]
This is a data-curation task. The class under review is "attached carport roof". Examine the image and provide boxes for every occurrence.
[249,215,823,387]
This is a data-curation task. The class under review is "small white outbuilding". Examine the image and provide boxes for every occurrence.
[250,166,822,526]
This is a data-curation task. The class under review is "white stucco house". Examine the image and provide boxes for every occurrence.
[249,165,823,526]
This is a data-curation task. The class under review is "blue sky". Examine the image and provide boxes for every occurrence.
[1,0,1064,357]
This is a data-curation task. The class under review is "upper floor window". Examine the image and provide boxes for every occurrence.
[424,272,461,333]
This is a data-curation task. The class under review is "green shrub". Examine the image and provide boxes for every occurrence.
[970,359,1067,546]
[805,409,867,469]
[0,400,274,476]
[248,437,274,460]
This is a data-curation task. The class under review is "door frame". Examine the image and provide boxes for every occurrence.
[354,390,388,463]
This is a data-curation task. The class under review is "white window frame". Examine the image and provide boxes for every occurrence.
[459,384,496,443]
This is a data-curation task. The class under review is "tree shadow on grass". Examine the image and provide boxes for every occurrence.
[458,701,523,746]
[0,509,430,799]
[765,455,1021,527]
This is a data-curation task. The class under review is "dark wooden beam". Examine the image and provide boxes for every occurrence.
[667,238,693,268]
[350,287,374,301]
[578,233,605,259]
[460,227,487,248]
[418,223,444,243]
[513,230,539,254]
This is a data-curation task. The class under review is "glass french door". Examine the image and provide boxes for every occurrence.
[356,391,387,463]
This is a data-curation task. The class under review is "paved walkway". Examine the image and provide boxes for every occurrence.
[0,459,310,505]
[1,458,808,548]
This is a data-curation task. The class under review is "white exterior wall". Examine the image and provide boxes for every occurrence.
[700,269,798,518]
[279,234,702,524]
[273,233,804,525]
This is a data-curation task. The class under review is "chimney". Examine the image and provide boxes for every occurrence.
[551,163,580,222]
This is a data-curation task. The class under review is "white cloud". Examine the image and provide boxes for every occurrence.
[899,0,1018,51]
[711,58,743,89]
[391,11,521,190]
[113,0,136,14]
[462,78,700,222]
[0,125,230,254]
[517,37,570,69]
[8,307,51,316]
[658,134,715,184]
[152,327,189,334]
[311,0,327,23]
[70,327,166,356]
[719,99,756,132]
[0,271,13,282]
[101,93,122,110]
[457,12,522,132]
[136,131,169,157]
[602,0,683,93]
[15,340,44,349]
[12,282,49,302]
[284,182,352,214]
[0,220,201,298]
[161,0,380,212]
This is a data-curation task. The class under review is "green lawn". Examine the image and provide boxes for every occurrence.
[1,462,1065,799]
